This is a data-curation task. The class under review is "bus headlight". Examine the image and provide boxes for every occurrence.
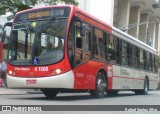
[8,70,12,75]
[8,70,15,75]
[56,69,61,74]
[51,69,63,75]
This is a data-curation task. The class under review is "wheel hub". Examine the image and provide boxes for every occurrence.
[97,79,106,92]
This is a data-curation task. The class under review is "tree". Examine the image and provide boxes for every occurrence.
[0,0,37,15]
[0,0,78,16]
[44,0,78,6]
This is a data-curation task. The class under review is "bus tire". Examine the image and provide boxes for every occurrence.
[41,89,58,98]
[135,78,149,95]
[90,72,106,98]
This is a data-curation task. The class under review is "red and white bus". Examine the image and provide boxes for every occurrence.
[4,5,159,98]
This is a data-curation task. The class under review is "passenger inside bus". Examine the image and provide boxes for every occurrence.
[41,42,52,55]
[108,43,115,62]
[56,38,63,49]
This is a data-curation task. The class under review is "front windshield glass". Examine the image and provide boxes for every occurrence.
[9,18,67,65]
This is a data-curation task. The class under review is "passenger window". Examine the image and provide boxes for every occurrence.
[93,28,105,61]
[75,22,91,65]
[114,38,120,63]
[139,49,144,69]
[121,41,128,65]
[108,35,116,63]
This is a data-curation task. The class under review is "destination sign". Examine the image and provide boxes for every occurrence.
[14,7,71,23]
[28,11,51,19]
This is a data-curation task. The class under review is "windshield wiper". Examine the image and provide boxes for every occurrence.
[39,17,55,33]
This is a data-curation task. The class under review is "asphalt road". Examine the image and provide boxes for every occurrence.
[0,91,160,114]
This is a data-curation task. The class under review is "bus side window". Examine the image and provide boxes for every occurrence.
[155,55,158,73]
[121,40,128,65]
[75,22,83,65]
[128,44,132,67]
[152,54,154,73]
[132,46,139,68]
[108,35,116,63]
[139,49,144,69]
[114,37,120,63]
[135,47,139,68]
[146,52,150,71]
[76,38,82,48]
[150,53,153,72]
[93,28,105,61]
[81,30,91,62]
[75,22,91,65]
[143,50,147,70]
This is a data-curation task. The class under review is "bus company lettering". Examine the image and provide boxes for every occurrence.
[76,73,84,78]
[29,11,50,19]
[15,67,30,71]
[121,68,130,76]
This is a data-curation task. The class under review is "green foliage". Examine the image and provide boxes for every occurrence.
[158,55,160,68]
[0,0,78,15]
[0,0,37,15]
[44,0,78,6]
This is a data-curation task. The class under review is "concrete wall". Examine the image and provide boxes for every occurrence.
[148,22,156,47]
[138,13,149,43]
[155,23,160,51]
[128,6,140,39]
[114,0,130,30]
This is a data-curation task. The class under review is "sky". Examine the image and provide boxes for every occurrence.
[89,0,114,25]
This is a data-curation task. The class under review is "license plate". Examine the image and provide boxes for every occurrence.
[26,80,37,84]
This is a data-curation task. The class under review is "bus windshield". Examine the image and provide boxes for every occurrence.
[8,17,68,65]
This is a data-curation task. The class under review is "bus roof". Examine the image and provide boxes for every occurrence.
[112,26,157,54]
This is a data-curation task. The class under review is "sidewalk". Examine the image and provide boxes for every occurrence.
[0,88,42,95]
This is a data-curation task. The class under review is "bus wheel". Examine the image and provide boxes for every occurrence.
[135,78,149,95]
[90,72,106,98]
[41,89,58,98]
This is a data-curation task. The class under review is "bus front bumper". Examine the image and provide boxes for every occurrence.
[7,70,74,89]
